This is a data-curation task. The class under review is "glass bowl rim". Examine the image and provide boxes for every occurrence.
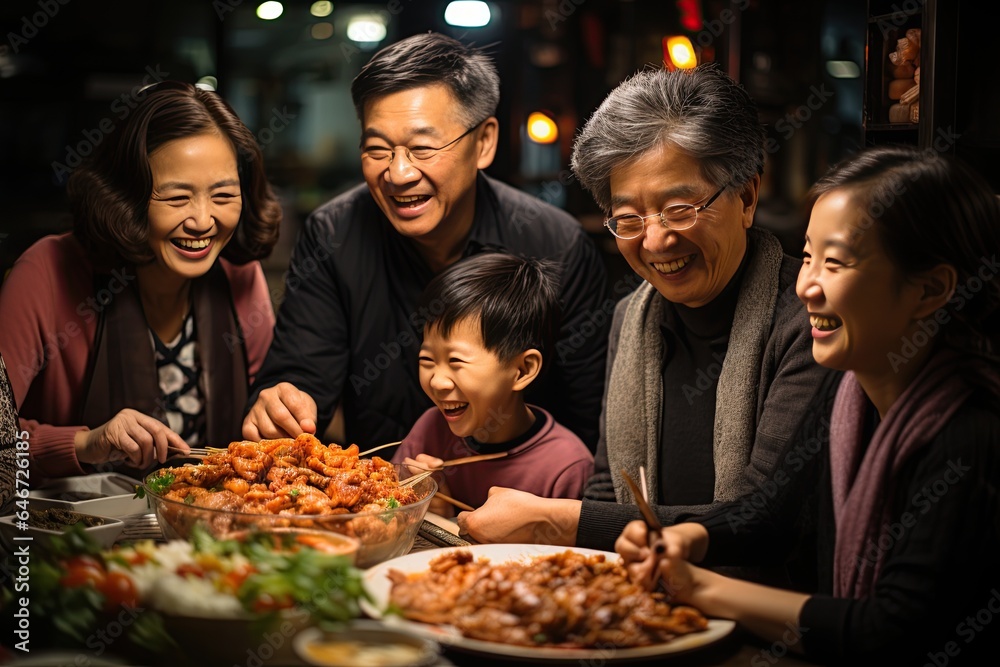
[142,464,437,520]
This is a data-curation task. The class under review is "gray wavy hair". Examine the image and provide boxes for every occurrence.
[570,64,765,212]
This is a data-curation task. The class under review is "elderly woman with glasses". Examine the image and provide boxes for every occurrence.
[0,81,281,479]
[458,64,830,563]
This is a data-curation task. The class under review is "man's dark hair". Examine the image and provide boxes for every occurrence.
[419,252,561,365]
[350,32,499,128]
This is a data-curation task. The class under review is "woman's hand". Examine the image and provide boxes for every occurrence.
[456,487,581,545]
[242,382,317,439]
[616,520,713,604]
[75,409,189,469]
[402,454,453,518]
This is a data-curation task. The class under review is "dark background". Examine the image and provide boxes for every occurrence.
[0,0,991,292]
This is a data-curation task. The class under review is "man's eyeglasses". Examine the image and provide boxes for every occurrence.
[604,186,726,239]
[361,122,482,165]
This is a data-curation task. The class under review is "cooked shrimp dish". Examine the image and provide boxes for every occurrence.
[147,433,420,515]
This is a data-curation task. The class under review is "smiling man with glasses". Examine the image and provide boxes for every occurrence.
[458,66,831,575]
[244,33,611,456]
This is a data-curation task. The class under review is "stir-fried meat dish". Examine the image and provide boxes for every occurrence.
[389,550,708,647]
[150,434,420,514]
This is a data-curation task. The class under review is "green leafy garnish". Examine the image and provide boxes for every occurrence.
[146,471,176,496]
[385,497,399,509]
[290,488,300,497]
[184,495,195,504]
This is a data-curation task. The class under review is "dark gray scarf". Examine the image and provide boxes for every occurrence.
[606,227,784,504]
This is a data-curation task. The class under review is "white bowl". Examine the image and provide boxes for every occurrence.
[29,472,149,518]
[0,511,124,550]
[293,620,440,667]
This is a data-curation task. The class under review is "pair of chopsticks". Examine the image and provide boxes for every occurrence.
[401,451,510,488]
[166,445,209,460]
[167,439,403,461]
[621,466,666,566]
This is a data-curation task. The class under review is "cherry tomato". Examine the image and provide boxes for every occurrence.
[60,556,107,589]
[175,563,205,579]
[98,571,138,610]
[220,564,254,593]
[126,551,151,566]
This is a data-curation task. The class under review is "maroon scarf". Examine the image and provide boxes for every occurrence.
[830,348,1000,598]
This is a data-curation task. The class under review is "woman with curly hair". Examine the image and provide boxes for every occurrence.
[0,81,282,478]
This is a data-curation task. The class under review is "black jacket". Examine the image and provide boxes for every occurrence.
[250,173,611,450]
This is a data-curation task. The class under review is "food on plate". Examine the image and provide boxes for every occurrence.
[30,508,107,530]
[143,433,420,515]
[387,549,708,647]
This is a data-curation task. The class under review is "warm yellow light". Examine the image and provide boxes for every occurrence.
[256,1,283,20]
[527,112,558,144]
[666,36,697,69]
[310,1,333,17]
[311,22,334,39]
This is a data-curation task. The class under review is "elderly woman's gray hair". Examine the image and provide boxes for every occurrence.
[570,64,765,212]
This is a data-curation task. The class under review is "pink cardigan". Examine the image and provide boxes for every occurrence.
[0,234,275,478]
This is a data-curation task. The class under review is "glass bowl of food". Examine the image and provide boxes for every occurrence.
[140,436,436,568]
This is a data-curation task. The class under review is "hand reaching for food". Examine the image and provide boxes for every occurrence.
[74,408,189,469]
[456,487,580,545]
[242,382,318,440]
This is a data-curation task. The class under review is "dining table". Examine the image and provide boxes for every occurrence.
[17,511,823,667]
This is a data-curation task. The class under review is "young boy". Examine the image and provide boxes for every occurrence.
[391,253,594,517]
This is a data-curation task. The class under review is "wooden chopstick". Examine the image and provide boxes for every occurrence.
[442,451,509,466]
[358,441,402,457]
[434,492,475,512]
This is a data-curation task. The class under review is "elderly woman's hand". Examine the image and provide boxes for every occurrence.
[75,409,190,469]
[456,487,581,545]
[242,382,317,440]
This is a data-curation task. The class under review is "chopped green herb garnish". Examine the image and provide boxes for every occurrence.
[184,495,195,505]
[385,497,399,509]
[146,472,175,496]
[290,488,300,497]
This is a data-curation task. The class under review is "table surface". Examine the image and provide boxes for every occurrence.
[19,514,822,667]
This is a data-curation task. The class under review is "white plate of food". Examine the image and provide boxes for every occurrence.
[361,544,735,663]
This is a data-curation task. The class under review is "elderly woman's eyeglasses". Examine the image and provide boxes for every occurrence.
[604,187,726,239]
[361,122,481,165]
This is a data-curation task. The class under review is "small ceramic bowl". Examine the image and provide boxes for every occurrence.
[294,620,441,667]
[0,511,124,550]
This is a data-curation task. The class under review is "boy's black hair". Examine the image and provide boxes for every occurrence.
[419,252,561,365]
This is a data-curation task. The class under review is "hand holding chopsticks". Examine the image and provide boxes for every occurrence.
[620,467,666,558]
